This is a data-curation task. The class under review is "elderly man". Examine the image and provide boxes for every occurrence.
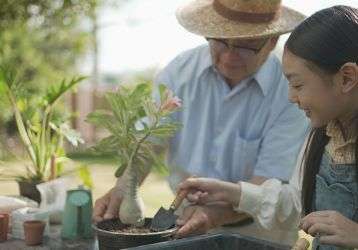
[93,0,308,237]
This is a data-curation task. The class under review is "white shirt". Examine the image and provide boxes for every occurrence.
[237,137,307,230]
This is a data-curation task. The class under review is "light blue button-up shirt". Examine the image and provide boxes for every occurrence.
[154,44,309,189]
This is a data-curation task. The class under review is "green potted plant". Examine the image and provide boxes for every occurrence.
[0,66,86,203]
[89,83,181,249]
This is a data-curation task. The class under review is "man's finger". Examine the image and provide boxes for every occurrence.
[319,235,343,246]
[93,204,106,222]
[177,206,196,224]
[302,211,331,221]
[93,196,109,223]
[103,193,121,220]
[300,215,332,232]
[307,223,335,236]
[176,214,204,238]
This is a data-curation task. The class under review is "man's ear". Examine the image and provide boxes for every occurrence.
[268,36,279,50]
[337,62,358,93]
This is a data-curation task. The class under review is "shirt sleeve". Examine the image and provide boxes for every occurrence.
[152,53,183,102]
[235,137,308,230]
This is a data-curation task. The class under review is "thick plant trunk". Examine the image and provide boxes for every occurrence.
[119,165,145,226]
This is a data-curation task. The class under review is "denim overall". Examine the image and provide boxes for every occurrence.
[312,152,358,250]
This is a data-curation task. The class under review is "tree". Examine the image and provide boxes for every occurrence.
[0,0,111,154]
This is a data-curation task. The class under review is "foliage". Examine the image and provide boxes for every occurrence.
[0,0,97,104]
[87,83,182,177]
[77,163,94,189]
[0,0,108,153]
[0,66,85,182]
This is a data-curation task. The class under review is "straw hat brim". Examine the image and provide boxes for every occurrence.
[176,0,306,39]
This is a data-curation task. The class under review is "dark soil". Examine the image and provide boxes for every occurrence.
[98,218,172,234]
[114,226,152,234]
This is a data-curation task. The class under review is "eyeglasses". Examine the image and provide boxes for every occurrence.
[206,37,269,57]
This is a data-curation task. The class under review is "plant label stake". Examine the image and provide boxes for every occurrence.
[150,190,187,232]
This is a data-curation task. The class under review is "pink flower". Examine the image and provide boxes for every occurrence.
[160,90,182,112]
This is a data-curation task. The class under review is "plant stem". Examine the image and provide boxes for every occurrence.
[127,115,158,172]
[119,115,159,226]
[49,154,56,180]
[39,107,50,177]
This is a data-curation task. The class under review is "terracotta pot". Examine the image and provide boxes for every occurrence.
[23,220,46,246]
[93,218,177,250]
[0,213,9,242]
[17,180,42,204]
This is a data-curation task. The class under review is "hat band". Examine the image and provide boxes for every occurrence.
[213,0,279,23]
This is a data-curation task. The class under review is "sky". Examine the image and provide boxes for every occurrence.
[83,0,357,75]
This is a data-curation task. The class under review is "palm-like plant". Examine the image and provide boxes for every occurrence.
[87,83,181,226]
[0,66,85,182]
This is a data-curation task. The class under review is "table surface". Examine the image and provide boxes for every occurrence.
[0,221,298,250]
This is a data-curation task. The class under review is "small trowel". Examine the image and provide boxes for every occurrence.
[150,190,188,232]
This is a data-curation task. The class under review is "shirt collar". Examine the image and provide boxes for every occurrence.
[326,118,358,144]
[197,45,213,76]
[253,54,275,96]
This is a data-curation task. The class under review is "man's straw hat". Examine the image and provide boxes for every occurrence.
[176,0,306,39]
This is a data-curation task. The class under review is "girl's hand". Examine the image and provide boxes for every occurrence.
[177,177,241,207]
[300,210,358,248]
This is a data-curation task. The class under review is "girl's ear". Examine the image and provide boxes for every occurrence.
[337,62,358,93]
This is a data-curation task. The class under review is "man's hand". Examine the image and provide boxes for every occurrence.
[300,210,358,248]
[175,203,244,238]
[93,185,124,223]
[93,168,150,223]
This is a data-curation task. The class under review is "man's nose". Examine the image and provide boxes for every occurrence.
[221,49,241,60]
[288,89,298,104]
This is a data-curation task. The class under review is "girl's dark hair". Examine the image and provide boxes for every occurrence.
[285,5,358,215]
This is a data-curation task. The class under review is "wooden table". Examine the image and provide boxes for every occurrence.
[0,225,96,250]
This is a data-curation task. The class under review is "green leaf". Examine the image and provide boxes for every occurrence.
[86,110,114,127]
[150,124,180,137]
[0,65,23,95]
[44,76,86,108]
[91,135,121,154]
[114,162,127,178]
[130,83,151,99]
[50,122,84,147]
[77,164,93,189]
[158,84,167,104]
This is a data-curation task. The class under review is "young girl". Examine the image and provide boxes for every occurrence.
[177,5,358,249]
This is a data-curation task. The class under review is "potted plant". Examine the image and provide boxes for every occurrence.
[0,66,86,203]
[88,83,181,249]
